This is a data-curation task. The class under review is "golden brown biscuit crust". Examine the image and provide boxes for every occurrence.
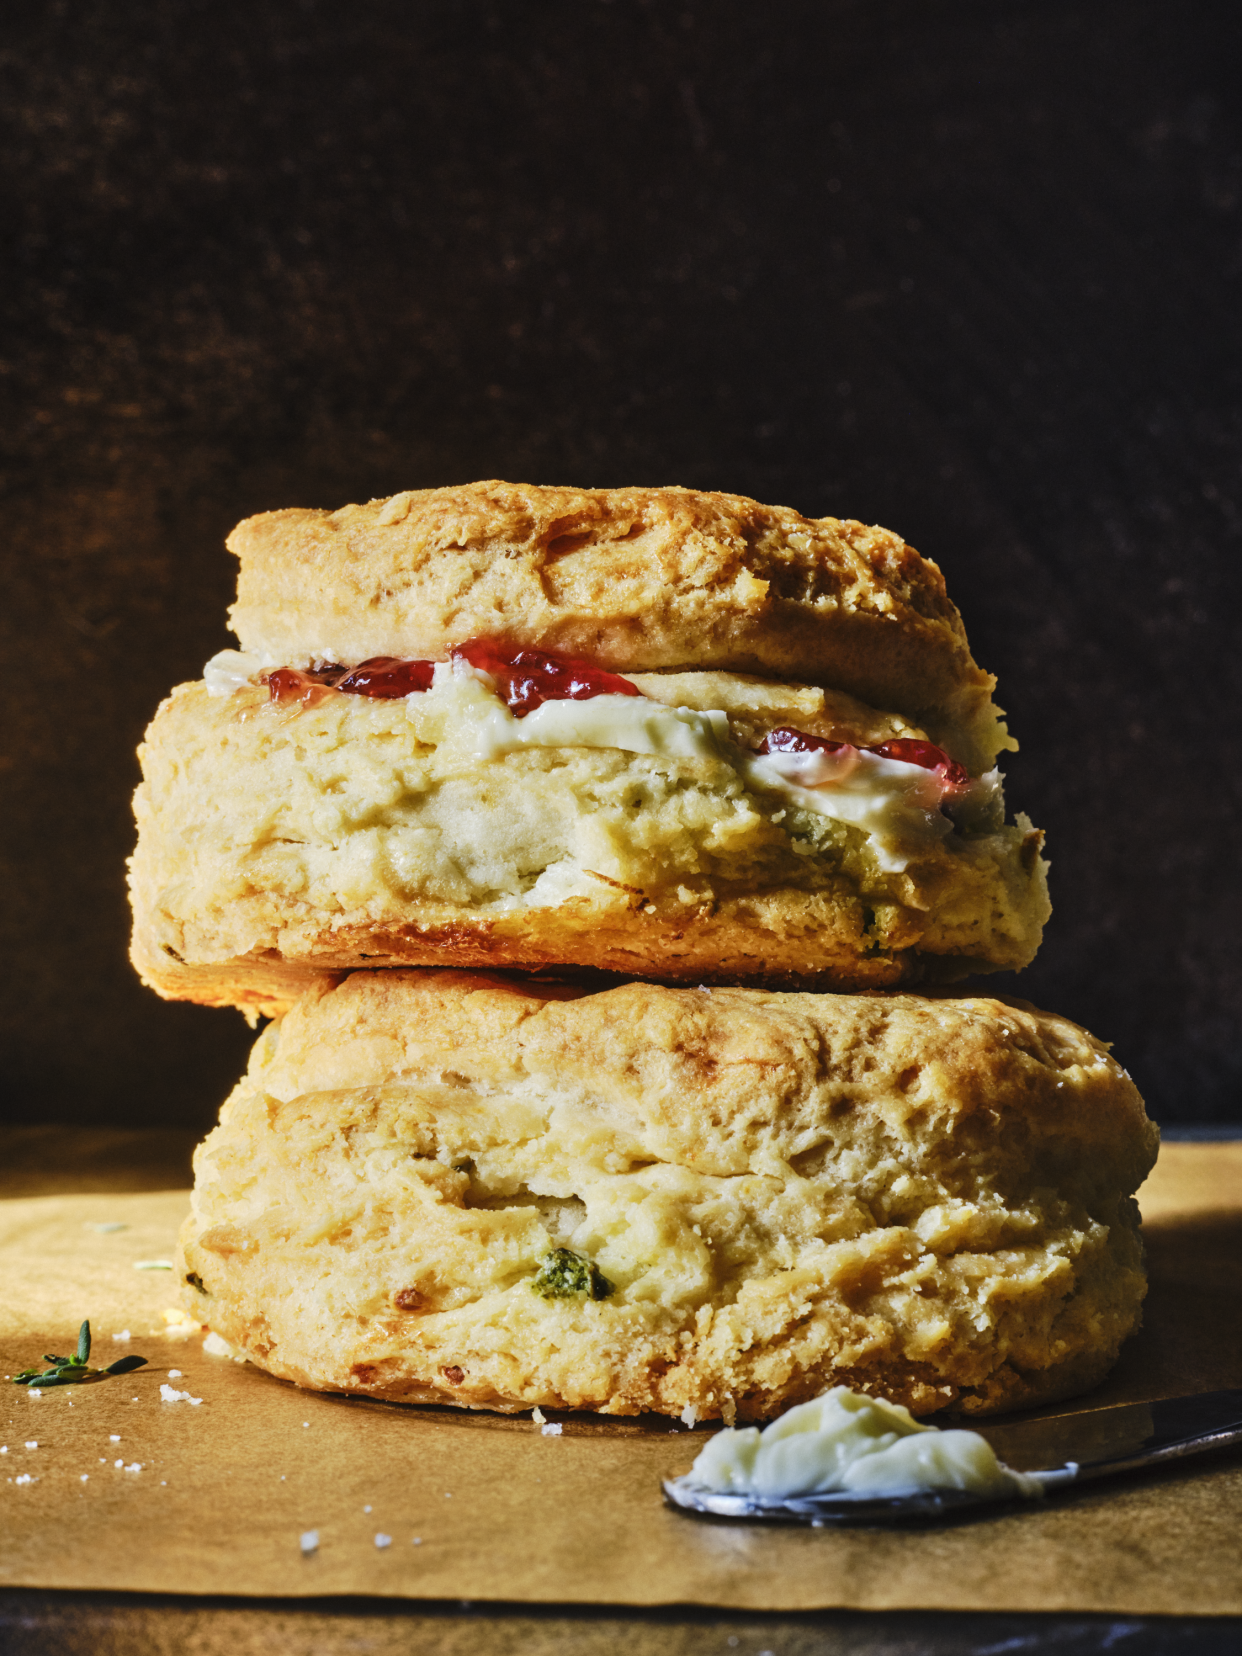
[227,482,1009,770]
[180,972,1157,1422]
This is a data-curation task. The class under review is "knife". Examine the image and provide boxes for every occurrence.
[662,1388,1242,1525]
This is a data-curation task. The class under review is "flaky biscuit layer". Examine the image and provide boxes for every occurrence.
[180,972,1157,1422]
[130,670,1049,1019]
[227,482,1012,772]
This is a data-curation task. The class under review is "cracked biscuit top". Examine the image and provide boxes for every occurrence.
[226,481,1010,772]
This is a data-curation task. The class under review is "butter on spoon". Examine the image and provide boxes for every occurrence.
[664,1385,1242,1526]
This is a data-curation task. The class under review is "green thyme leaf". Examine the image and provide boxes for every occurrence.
[10,1318,148,1388]
[531,1247,616,1302]
[104,1355,149,1376]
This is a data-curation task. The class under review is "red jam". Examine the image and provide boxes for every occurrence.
[757,728,854,759]
[262,641,639,716]
[261,665,348,706]
[452,639,642,717]
[758,728,972,791]
[263,657,435,705]
[335,657,436,697]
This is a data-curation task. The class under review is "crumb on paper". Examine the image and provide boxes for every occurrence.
[202,1330,247,1362]
[363,1504,372,1513]
[123,1462,142,1473]
[114,1459,124,1468]
[24,1441,37,1450]
[80,1474,89,1482]
[531,1406,546,1424]
[168,1370,182,1379]
[541,1423,563,1437]
[412,1537,422,1546]
[162,1308,202,1339]
[375,1533,392,1549]
[109,1435,121,1443]
[160,1384,203,1405]
[111,1331,131,1343]
[15,1474,35,1485]
[300,1530,319,1554]
[27,1390,42,1399]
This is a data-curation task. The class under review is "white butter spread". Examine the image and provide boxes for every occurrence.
[203,649,272,696]
[688,1387,1042,1501]
[206,652,988,869]
[743,750,954,872]
[471,689,731,764]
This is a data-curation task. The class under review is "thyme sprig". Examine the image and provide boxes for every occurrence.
[12,1320,148,1387]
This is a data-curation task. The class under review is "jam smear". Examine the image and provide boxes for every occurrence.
[868,738,971,792]
[758,727,971,791]
[263,657,435,705]
[452,639,642,717]
[336,657,436,697]
[262,665,348,707]
[758,728,853,759]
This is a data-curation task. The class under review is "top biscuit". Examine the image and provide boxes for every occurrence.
[227,482,1010,771]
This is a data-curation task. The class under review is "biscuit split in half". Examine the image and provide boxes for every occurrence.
[179,971,1157,1423]
[129,483,1049,1017]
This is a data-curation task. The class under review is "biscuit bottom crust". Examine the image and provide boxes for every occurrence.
[179,972,1157,1421]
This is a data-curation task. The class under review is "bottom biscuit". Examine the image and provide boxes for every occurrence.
[179,970,1158,1421]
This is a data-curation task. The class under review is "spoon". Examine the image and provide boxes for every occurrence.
[663,1387,1242,1525]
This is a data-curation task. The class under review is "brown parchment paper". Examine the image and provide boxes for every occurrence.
[1,1144,1239,1613]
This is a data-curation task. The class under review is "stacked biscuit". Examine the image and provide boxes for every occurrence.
[130,482,1157,1423]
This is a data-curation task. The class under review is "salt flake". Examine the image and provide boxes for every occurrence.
[160,1384,203,1406]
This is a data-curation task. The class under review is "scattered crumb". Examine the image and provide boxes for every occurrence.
[202,1330,247,1361]
[80,1474,89,1482]
[303,1422,310,1428]
[168,1370,182,1379]
[123,1463,142,1473]
[163,1309,202,1339]
[300,1530,319,1554]
[160,1384,203,1406]
[15,1474,35,1485]
[375,1533,392,1549]
[363,1505,372,1513]
[680,1404,699,1428]
[112,1331,132,1343]
[27,1390,42,1399]
[24,1441,36,1450]
[412,1537,422,1546]
[531,1406,546,1424]
[110,1435,121,1443]
[114,1459,124,1468]
[541,1423,563,1437]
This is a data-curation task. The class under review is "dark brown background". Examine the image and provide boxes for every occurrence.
[3,0,1239,1132]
